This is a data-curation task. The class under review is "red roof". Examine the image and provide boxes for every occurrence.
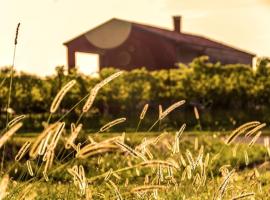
[129,20,255,56]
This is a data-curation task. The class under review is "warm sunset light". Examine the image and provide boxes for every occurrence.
[1,0,270,75]
[1,1,270,199]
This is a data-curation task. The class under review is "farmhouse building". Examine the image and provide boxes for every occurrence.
[64,16,255,72]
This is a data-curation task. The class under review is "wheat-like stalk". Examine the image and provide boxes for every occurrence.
[248,131,262,147]
[76,143,119,159]
[50,80,76,113]
[231,192,255,200]
[140,104,149,120]
[15,141,31,161]
[114,140,147,161]
[26,160,34,176]
[65,123,83,149]
[214,169,235,200]
[0,122,23,149]
[185,150,195,169]
[245,123,266,138]
[100,118,126,132]
[106,180,123,200]
[7,114,25,127]
[29,122,59,158]
[43,149,54,173]
[82,71,123,113]
[158,105,163,119]
[225,121,261,145]
[48,122,65,149]
[244,150,249,166]
[194,106,200,120]
[139,160,179,169]
[104,168,113,181]
[0,174,9,200]
[159,100,185,120]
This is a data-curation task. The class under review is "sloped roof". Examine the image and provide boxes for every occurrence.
[131,21,254,56]
[64,18,255,56]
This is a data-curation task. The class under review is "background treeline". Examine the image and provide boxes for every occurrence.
[1,56,270,132]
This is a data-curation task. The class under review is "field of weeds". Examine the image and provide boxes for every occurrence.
[1,70,270,200]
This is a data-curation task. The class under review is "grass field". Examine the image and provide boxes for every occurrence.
[1,131,270,200]
[1,72,270,200]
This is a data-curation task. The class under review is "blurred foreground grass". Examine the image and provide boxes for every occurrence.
[3,131,270,199]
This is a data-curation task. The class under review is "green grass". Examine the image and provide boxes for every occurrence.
[2,131,270,199]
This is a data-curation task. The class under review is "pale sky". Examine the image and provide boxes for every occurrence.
[1,0,270,76]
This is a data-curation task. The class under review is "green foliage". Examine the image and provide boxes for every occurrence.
[1,57,270,131]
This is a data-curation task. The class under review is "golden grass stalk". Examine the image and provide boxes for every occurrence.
[185,150,195,169]
[245,123,266,138]
[104,168,113,181]
[18,184,33,199]
[231,192,255,200]
[180,154,187,167]
[105,180,123,200]
[43,171,49,182]
[172,136,180,154]
[214,169,235,200]
[0,122,23,149]
[157,164,164,183]
[44,149,54,173]
[140,104,149,120]
[193,106,199,120]
[82,88,98,113]
[0,174,9,200]
[26,160,34,176]
[159,100,185,120]
[38,131,53,156]
[15,141,31,161]
[264,137,269,147]
[225,121,261,145]
[7,114,25,127]
[100,118,126,132]
[145,148,153,159]
[29,122,59,158]
[248,131,262,147]
[49,122,65,149]
[158,104,162,119]
[114,140,147,161]
[186,165,192,179]
[176,123,186,138]
[194,137,199,151]
[181,168,187,181]
[139,160,179,169]
[65,123,83,149]
[76,144,119,159]
[244,150,249,166]
[131,185,166,193]
[67,165,87,195]
[137,132,168,150]
[82,71,123,113]
[50,80,76,113]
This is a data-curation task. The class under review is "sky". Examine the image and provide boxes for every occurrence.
[1,0,270,76]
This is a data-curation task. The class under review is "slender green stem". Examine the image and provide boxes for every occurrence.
[135,119,142,133]
[147,119,160,132]
[57,93,89,123]
[47,113,52,125]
